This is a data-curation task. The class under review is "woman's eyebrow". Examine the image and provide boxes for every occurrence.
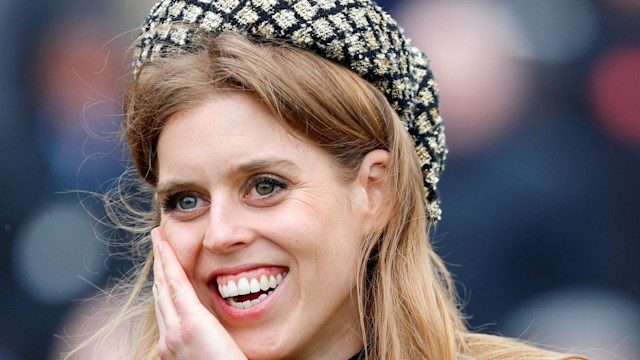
[232,158,301,175]
[155,159,301,195]
[155,180,200,198]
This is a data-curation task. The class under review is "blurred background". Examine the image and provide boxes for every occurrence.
[0,0,638,359]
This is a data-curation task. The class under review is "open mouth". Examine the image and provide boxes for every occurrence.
[215,268,288,310]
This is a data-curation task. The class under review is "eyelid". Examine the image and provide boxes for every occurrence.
[247,173,288,188]
[157,174,289,211]
[160,189,208,213]
[245,174,289,200]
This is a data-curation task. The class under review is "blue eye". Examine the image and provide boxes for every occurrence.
[161,191,204,213]
[177,195,198,210]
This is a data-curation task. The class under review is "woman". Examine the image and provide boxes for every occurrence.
[67,0,586,359]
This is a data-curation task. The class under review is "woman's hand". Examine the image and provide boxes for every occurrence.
[152,228,247,360]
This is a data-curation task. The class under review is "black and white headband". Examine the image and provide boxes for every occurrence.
[134,0,447,222]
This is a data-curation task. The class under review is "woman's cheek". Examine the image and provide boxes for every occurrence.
[160,220,206,276]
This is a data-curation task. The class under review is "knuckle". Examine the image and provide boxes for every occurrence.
[164,330,182,352]
[168,280,178,294]
[168,280,183,298]
[180,324,195,344]
[156,342,171,359]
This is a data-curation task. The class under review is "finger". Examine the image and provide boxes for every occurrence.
[153,282,167,343]
[155,232,204,316]
[152,227,166,286]
[152,228,180,331]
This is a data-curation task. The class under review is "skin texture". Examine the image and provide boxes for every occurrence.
[152,93,389,359]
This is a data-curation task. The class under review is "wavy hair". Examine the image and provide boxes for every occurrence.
[64,31,585,360]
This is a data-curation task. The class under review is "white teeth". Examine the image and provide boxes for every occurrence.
[227,280,238,297]
[259,275,270,291]
[218,272,287,304]
[218,284,228,298]
[231,301,242,309]
[250,278,261,293]
[227,292,270,309]
[237,277,251,296]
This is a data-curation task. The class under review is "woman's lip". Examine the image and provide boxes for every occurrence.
[210,272,288,321]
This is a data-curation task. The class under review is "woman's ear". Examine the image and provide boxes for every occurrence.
[351,149,390,227]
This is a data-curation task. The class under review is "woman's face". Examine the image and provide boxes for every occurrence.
[155,93,370,359]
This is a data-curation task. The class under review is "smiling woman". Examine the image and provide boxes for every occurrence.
[154,94,374,358]
[64,1,587,359]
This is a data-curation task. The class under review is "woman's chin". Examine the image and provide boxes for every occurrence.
[232,331,295,360]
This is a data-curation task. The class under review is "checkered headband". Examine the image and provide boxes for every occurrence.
[134,0,447,222]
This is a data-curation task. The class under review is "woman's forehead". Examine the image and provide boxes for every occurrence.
[155,94,328,181]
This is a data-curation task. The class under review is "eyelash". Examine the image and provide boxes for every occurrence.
[161,190,203,213]
[159,174,289,213]
[245,174,288,199]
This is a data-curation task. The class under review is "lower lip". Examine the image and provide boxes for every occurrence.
[211,276,286,321]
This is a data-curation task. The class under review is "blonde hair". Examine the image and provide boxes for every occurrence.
[64,32,585,360]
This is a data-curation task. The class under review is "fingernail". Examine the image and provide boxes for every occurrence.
[157,240,164,252]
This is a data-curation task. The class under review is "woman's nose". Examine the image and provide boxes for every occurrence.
[202,200,257,253]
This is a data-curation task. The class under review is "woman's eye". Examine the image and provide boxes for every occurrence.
[255,181,276,196]
[248,175,288,200]
[161,191,206,214]
[177,195,199,210]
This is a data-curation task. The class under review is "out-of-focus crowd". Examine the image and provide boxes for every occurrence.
[0,1,638,359]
